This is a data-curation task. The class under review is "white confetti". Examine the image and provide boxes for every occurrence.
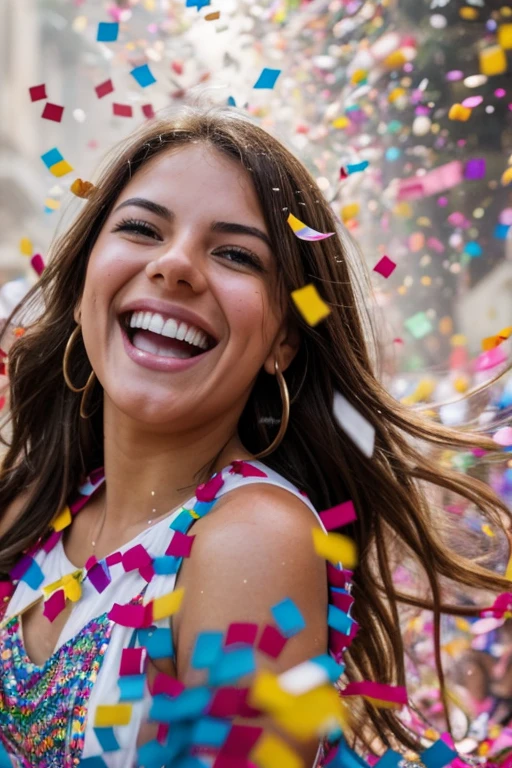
[333,392,375,458]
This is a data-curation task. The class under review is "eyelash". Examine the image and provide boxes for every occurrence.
[112,217,265,272]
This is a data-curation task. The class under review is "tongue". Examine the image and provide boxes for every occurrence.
[132,329,197,359]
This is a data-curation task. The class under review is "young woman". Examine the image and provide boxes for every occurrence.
[0,106,509,768]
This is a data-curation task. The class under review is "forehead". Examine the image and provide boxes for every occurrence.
[115,142,264,224]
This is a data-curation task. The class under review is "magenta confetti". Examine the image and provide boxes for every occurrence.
[196,472,224,501]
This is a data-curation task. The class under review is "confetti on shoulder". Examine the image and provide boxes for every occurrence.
[287,213,334,242]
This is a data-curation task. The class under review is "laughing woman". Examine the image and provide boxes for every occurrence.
[0,106,510,768]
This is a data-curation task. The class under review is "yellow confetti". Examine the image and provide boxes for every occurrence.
[460,6,479,20]
[453,375,469,394]
[388,87,406,103]
[42,570,83,603]
[291,285,331,327]
[384,50,407,69]
[455,617,471,632]
[498,24,512,50]
[393,202,413,218]
[50,159,74,178]
[448,104,472,121]
[251,733,303,768]
[151,587,184,620]
[341,203,360,222]
[51,505,72,532]
[19,238,32,256]
[44,199,61,211]
[95,704,132,727]
[479,46,507,76]
[332,116,349,129]
[450,334,467,347]
[249,670,295,714]
[502,166,512,186]
[424,728,439,741]
[351,68,368,85]
[482,524,495,538]
[312,528,357,568]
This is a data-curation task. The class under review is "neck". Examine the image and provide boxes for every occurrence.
[98,398,251,530]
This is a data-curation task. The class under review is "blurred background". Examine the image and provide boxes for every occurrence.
[2,0,512,751]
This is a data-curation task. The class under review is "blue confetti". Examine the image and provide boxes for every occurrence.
[22,558,45,590]
[137,627,173,659]
[311,654,345,683]
[271,597,305,638]
[209,646,256,686]
[118,674,146,701]
[97,22,119,43]
[78,759,109,768]
[153,555,180,575]
[41,147,64,169]
[227,96,237,106]
[93,727,120,752]
[186,0,211,9]
[422,740,458,768]
[130,64,157,88]
[254,68,281,90]
[192,717,231,748]
[464,241,482,257]
[494,223,510,239]
[347,160,369,175]
[191,631,224,669]
[150,687,212,722]
[327,604,354,636]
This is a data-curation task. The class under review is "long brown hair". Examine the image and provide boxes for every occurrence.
[0,105,510,751]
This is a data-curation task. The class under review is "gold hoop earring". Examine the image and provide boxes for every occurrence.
[253,360,290,460]
[63,324,97,419]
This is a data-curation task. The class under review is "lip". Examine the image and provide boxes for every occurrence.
[117,298,219,344]
[120,322,212,373]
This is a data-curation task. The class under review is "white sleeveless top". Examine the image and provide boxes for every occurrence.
[0,460,350,768]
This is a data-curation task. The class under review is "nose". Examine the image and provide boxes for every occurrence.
[145,235,208,294]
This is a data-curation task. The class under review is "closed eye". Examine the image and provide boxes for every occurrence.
[213,246,266,273]
[112,217,162,241]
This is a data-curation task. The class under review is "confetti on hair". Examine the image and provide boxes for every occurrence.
[332,391,375,458]
[287,212,334,241]
[342,681,408,709]
[291,284,331,326]
[319,500,356,530]
[70,178,97,199]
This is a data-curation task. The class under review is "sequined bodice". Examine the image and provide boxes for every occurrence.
[0,613,112,768]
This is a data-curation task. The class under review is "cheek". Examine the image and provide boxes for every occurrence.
[221,280,279,347]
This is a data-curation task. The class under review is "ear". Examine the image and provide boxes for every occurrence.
[73,300,82,325]
[263,321,300,375]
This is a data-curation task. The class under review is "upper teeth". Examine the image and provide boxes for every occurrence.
[128,312,209,350]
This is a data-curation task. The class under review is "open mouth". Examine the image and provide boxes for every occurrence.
[120,310,217,360]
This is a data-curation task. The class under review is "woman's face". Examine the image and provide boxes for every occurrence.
[78,143,295,431]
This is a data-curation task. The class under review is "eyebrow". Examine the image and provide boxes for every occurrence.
[114,197,272,250]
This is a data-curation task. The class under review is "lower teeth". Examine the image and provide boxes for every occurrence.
[131,333,193,359]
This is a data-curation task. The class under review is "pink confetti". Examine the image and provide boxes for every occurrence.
[342,681,407,706]
[208,687,247,718]
[196,472,224,501]
[319,500,357,530]
[474,345,507,372]
[119,647,147,676]
[493,427,512,447]
[87,560,111,593]
[42,589,66,622]
[108,602,151,628]
[30,254,45,276]
[257,624,288,659]
[123,544,153,572]
[41,103,64,122]
[165,531,195,558]
[151,672,185,697]
[330,589,355,614]
[95,79,114,99]
[230,461,267,478]
[112,103,133,118]
[142,104,155,119]
[373,255,396,279]
[218,724,263,758]
[29,83,47,101]
[225,623,258,647]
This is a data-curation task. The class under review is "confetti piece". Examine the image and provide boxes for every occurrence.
[205,11,220,20]
[192,717,231,748]
[482,524,495,538]
[94,704,132,727]
[95,79,114,99]
[225,622,258,647]
[404,311,433,339]
[253,68,281,90]
[19,237,32,256]
[123,544,153,572]
[196,472,224,501]
[332,392,375,459]
[51,160,74,178]
[29,83,47,102]
[152,687,213,722]
[319,500,356,530]
[287,213,334,242]
[41,102,64,122]
[191,631,224,669]
[291,284,331,327]
[271,597,306,638]
[138,627,173,659]
[141,103,155,119]
[448,104,472,121]
[327,604,354,635]
[343,681,408,708]
[257,624,288,659]
[479,46,507,76]
[118,674,145,702]
[498,24,512,50]
[130,64,157,88]
[41,147,63,169]
[97,22,119,42]
[112,103,133,118]
[94,727,120,752]
[70,178,96,199]
[493,427,512,447]
[186,0,211,8]
[251,732,303,768]
[51,505,72,532]
[151,587,184,620]
[346,160,369,175]
[312,528,357,568]
[373,255,396,278]
[42,589,66,622]
[464,158,486,180]
[165,531,195,557]
[210,646,256,685]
